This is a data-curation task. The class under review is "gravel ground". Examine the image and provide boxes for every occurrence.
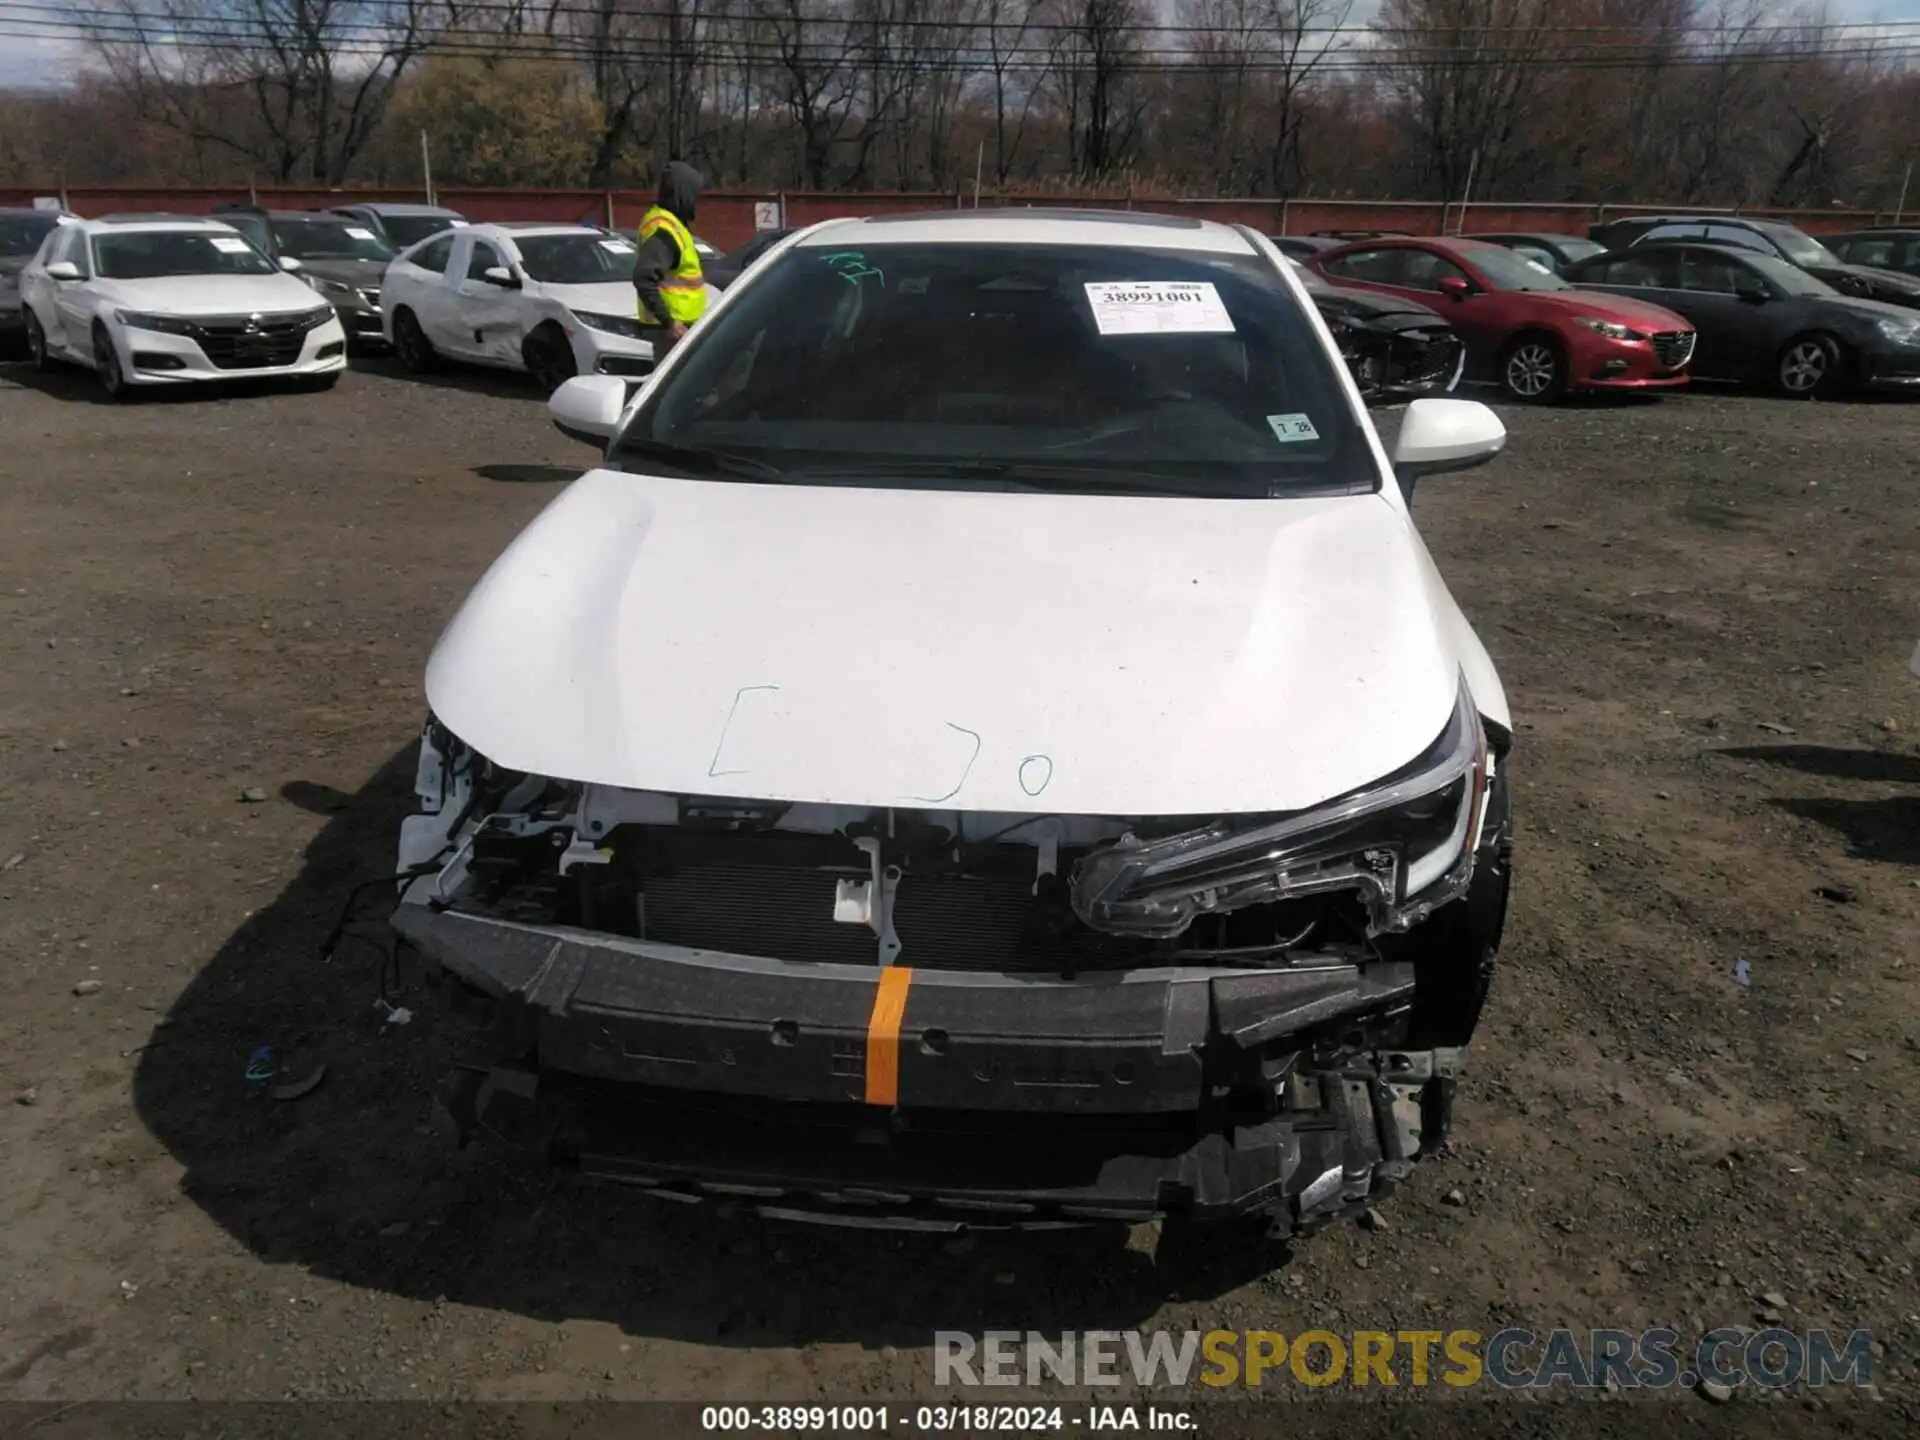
[1,352,1917,1433]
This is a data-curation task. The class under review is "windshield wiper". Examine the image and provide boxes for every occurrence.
[615,438,789,483]
[791,458,1269,496]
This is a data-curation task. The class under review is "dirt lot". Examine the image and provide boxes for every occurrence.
[1,352,1917,1429]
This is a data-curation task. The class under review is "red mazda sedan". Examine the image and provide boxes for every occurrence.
[1308,237,1697,402]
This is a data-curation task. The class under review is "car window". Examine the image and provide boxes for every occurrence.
[0,212,57,258]
[513,233,637,284]
[383,215,463,249]
[54,226,90,275]
[1761,225,1840,269]
[1400,250,1473,291]
[1460,245,1571,291]
[618,241,1373,499]
[466,240,505,281]
[218,214,273,254]
[1676,250,1750,294]
[1320,247,1401,284]
[1641,223,1707,246]
[1588,252,1672,287]
[92,229,278,280]
[1511,245,1557,271]
[273,217,394,262]
[409,234,457,274]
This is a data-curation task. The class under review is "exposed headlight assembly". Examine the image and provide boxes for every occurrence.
[571,309,645,338]
[306,275,354,297]
[114,310,197,335]
[1070,680,1491,940]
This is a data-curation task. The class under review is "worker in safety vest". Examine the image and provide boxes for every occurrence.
[632,160,706,356]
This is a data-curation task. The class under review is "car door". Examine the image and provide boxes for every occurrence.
[51,227,99,357]
[1397,247,1512,373]
[1668,247,1775,381]
[454,237,525,366]
[397,232,463,352]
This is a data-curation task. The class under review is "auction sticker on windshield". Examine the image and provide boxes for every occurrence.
[600,238,635,253]
[344,227,376,240]
[1085,281,1235,336]
[209,236,252,254]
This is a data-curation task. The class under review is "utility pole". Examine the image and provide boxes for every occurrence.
[1452,149,1480,236]
[1895,161,1913,226]
[420,130,435,207]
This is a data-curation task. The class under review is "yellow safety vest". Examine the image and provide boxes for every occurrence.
[637,205,706,326]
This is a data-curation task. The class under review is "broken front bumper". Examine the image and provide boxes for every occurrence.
[393,905,1463,1230]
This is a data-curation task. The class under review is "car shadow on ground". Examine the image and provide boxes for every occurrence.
[1718,744,1920,785]
[132,748,1288,1347]
[473,463,581,485]
[353,354,547,401]
[0,359,336,406]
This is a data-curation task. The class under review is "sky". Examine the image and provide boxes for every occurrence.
[0,0,1918,92]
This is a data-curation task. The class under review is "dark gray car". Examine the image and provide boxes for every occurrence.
[0,208,66,341]
[1823,229,1920,279]
[213,207,396,346]
[1563,242,1920,396]
[1590,214,1920,311]
[327,202,469,252]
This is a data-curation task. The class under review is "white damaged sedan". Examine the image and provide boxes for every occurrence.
[391,211,1514,1244]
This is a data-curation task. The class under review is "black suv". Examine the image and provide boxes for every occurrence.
[1590,214,1920,310]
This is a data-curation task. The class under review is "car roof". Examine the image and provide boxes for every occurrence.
[82,214,238,232]
[792,208,1256,253]
[336,203,464,217]
[468,222,604,239]
[1467,232,1595,245]
[1827,227,1920,239]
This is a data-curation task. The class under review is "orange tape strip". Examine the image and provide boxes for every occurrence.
[864,966,914,1107]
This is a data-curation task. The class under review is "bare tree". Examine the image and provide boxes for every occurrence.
[87,0,443,184]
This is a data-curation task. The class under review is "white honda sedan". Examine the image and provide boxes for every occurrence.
[380,222,674,391]
[18,215,346,398]
[391,211,1521,1240]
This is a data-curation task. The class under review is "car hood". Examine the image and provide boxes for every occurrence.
[1808,292,1920,326]
[1314,284,1445,324]
[423,471,1467,817]
[1826,262,1920,304]
[535,280,641,316]
[1529,288,1692,329]
[0,256,26,278]
[93,273,325,316]
[295,257,388,288]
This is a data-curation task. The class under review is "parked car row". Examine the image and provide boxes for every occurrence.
[11,201,1918,405]
[1276,214,1920,402]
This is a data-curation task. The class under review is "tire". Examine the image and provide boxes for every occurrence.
[25,309,55,371]
[392,308,436,373]
[1500,333,1567,403]
[524,325,578,394]
[92,323,129,401]
[1776,332,1843,398]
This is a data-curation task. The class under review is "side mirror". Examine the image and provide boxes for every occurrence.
[1392,398,1507,501]
[482,266,521,289]
[548,374,629,447]
[44,260,80,282]
[277,255,303,272]
[1436,276,1472,300]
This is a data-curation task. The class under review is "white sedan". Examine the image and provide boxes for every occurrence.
[381,222,684,391]
[18,215,346,398]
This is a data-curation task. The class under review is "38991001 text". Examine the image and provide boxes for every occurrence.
[700,1405,890,1432]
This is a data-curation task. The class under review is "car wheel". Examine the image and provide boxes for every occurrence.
[393,308,436,373]
[93,324,129,401]
[524,325,578,394]
[25,309,55,371]
[1500,334,1566,403]
[1776,333,1843,398]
